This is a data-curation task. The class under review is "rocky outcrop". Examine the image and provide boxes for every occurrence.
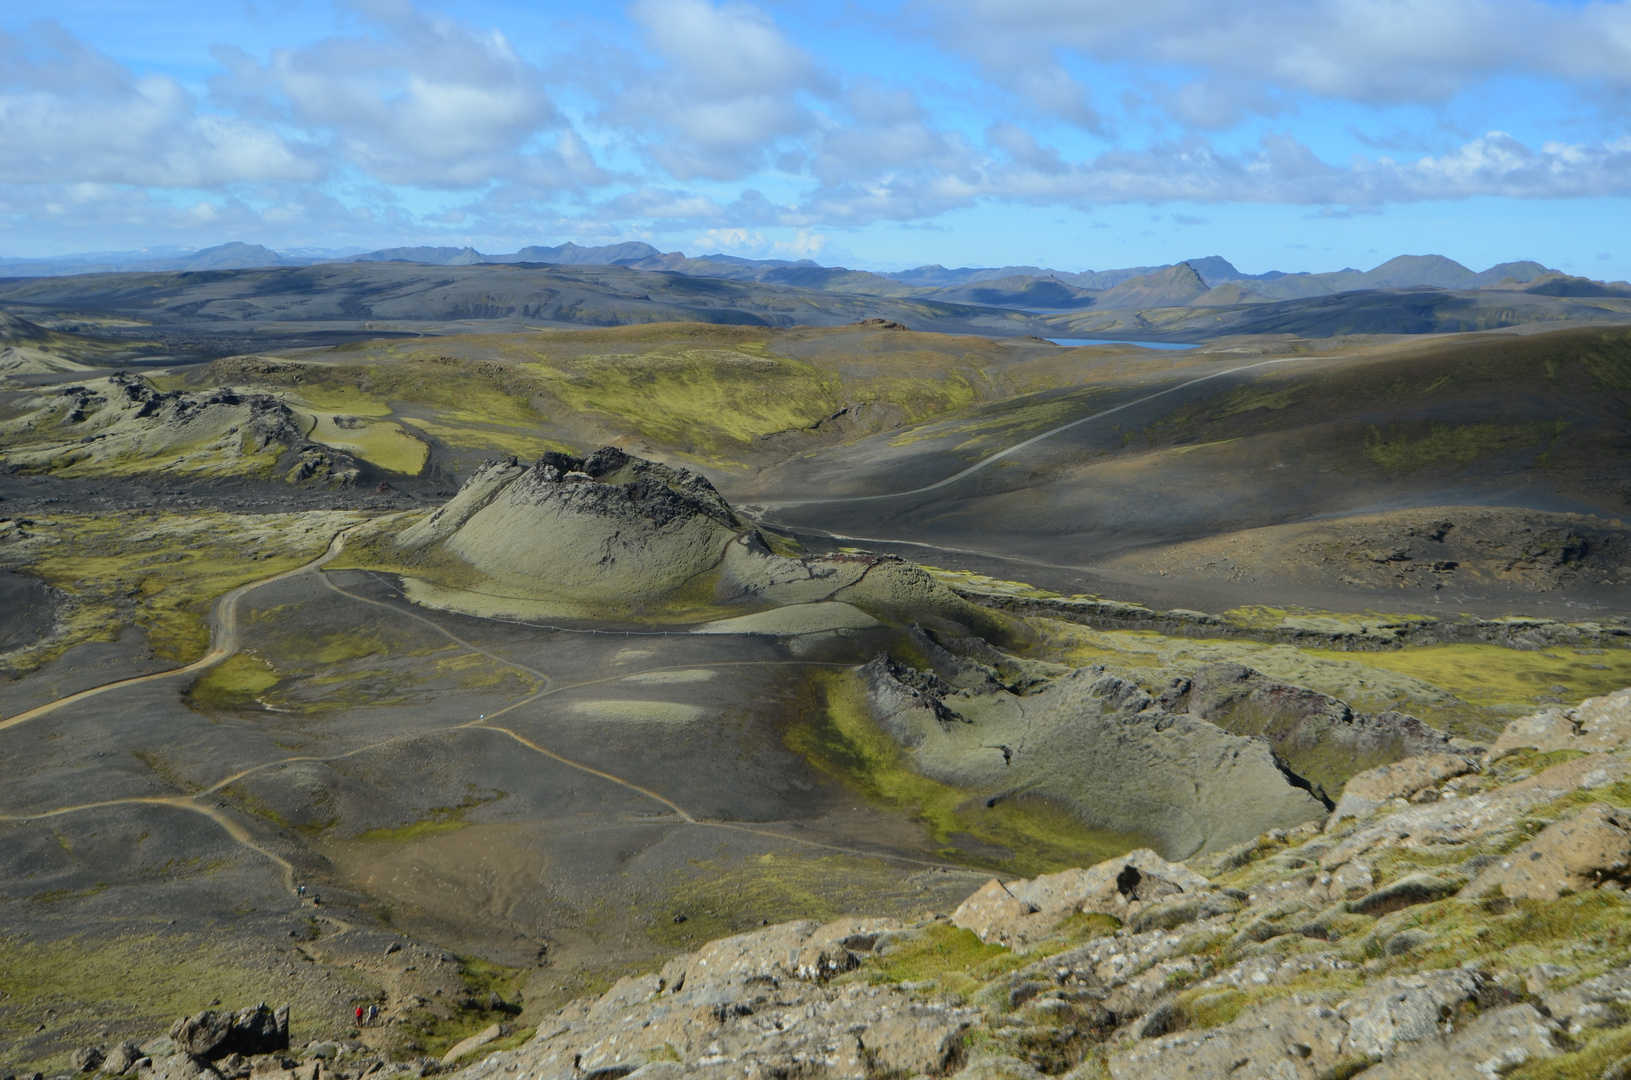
[453,917,973,1080]
[1461,803,1631,899]
[863,659,1329,857]
[952,852,1210,951]
[1167,662,1454,805]
[1490,686,1631,758]
[1328,752,1480,823]
[400,447,746,609]
[0,374,358,486]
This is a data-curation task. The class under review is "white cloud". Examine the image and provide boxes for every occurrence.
[600,0,831,181]
[916,0,1631,126]
[209,0,597,189]
[0,21,319,187]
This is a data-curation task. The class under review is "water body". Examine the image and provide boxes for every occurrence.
[1048,337,1199,350]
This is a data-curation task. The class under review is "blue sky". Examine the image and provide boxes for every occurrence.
[1,0,1629,277]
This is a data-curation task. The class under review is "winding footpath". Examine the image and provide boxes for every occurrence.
[0,522,961,891]
[0,525,361,733]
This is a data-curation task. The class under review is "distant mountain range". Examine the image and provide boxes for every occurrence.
[3,240,1627,312]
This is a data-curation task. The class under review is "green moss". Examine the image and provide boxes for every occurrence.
[1362,419,1568,473]
[1511,1026,1631,1079]
[858,923,1029,999]
[398,955,530,1060]
[352,789,506,844]
[524,349,842,451]
[1211,383,1303,418]
[786,671,1151,876]
[0,510,359,667]
[1303,643,1631,714]
[187,652,279,712]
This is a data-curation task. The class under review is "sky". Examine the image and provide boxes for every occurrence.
[1,0,1630,277]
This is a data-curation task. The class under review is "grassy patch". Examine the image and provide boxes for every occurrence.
[353,789,506,844]
[857,923,1029,999]
[786,671,1150,875]
[0,932,361,1074]
[1302,642,1631,712]
[397,416,571,460]
[524,349,842,450]
[297,412,429,475]
[187,652,280,712]
[0,510,360,667]
[1363,420,1567,473]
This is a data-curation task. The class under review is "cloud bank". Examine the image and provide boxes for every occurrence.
[1,0,1629,247]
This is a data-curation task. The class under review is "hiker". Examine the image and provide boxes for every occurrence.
[355,1005,364,1026]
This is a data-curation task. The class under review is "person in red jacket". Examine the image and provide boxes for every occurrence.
[355,1005,364,1026]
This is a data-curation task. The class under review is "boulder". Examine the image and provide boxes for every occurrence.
[101,1041,145,1076]
[169,1006,289,1061]
[952,851,1209,951]
[1329,753,1479,824]
[441,1025,504,1066]
[146,1055,222,1080]
[1490,688,1631,758]
[1461,803,1631,899]
[228,1005,290,1056]
[70,1047,104,1073]
[171,1014,234,1059]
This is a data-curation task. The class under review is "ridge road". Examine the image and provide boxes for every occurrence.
[749,352,1333,507]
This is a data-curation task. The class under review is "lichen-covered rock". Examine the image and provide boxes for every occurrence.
[1490,688,1631,758]
[102,1041,146,1075]
[1329,753,1480,824]
[1461,803,1631,899]
[1108,995,1349,1079]
[451,919,969,1080]
[71,1047,105,1072]
[1348,1004,1560,1078]
[952,852,1209,951]
[1321,754,1631,868]
[1541,964,1631,1034]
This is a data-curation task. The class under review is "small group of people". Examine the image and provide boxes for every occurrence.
[296,883,320,905]
[354,1003,381,1026]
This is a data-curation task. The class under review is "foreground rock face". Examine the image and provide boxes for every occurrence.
[952,852,1210,952]
[453,918,976,1080]
[435,689,1631,1080]
[1490,686,1631,758]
